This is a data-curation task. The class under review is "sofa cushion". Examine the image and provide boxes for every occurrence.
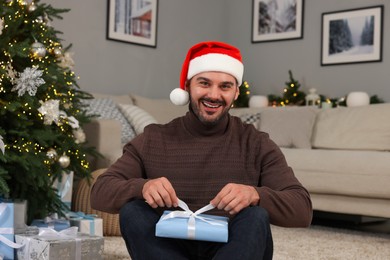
[258,107,318,148]
[282,147,390,199]
[83,98,136,144]
[118,104,158,135]
[131,94,188,124]
[312,103,390,150]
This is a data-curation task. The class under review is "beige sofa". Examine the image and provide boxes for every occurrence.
[80,93,390,220]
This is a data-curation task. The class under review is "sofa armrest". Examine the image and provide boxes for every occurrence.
[84,119,123,170]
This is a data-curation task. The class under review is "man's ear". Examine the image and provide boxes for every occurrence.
[234,86,240,100]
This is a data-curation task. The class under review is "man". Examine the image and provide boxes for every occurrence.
[90,41,312,260]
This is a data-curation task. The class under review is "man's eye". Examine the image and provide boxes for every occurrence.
[221,84,232,89]
[199,81,210,86]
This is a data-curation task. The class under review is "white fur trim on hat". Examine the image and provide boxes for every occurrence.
[187,53,244,85]
[170,88,189,106]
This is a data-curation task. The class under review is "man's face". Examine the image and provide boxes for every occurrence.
[187,71,239,125]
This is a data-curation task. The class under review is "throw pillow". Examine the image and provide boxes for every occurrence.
[82,98,136,144]
[258,107,318,149]
[239,113,261,126]
[118,104,158,135]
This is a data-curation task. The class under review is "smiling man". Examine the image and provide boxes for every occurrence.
[91,41,312,260]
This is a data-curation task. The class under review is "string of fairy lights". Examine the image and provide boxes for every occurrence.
[1,0,90,174]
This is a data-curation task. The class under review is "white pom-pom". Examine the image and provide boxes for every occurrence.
[170,88,189,106]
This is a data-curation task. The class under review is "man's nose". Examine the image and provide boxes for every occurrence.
[207,86,221,100]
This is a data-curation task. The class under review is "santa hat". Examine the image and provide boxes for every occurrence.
[170,41,244,106]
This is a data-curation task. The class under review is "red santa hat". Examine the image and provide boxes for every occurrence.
[170,41,244,106]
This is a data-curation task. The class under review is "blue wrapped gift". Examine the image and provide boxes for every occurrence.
[0,202,25,260]
[155,200,229,243]
[31,214,70,232]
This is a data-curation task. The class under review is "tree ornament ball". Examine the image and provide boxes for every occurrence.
[53,48,62,57]
[31,42,46,58]
[28,4,37,12]
[46,148,58,163]
[58,154,71,168]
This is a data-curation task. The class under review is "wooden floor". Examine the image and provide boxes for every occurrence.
[312,210,390,234]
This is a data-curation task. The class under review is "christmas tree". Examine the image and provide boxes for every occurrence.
[0,0,96,222]
[233,81,251,107]
[268,70,306,106]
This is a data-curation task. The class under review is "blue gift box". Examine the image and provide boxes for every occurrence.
[31,218,70,232]
[155,210,229,243]
[0,201,25,260]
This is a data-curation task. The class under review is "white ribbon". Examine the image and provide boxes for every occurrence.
[162,199,225,239]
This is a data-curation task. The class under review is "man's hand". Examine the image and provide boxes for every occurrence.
[210,183,260,215]
[142,177,178,208]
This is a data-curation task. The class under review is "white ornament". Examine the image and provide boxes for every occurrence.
[73,128,86,144]
[346,92,370,107]
[58,52,75,69]
[0,18,4,36]
[12,67,45,96]
[0,135,5,155]
[38,100,60,125]
[6,64,17,84]
[67,116,79,129]
[249,95,268,108]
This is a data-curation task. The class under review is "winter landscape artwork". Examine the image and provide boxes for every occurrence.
[107,0,158,47]
[252,0,304,43]
[321,5,383,66]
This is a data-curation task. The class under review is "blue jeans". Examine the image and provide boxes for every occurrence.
[120,200,273,260]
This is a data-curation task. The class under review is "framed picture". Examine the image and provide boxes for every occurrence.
[107,0,158,48]
[321,5,383,66]
[252,0,304,43]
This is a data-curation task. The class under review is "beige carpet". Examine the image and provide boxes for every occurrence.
[103,225,390,259]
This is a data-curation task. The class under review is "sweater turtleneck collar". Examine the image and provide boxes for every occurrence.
[182,107,230,137]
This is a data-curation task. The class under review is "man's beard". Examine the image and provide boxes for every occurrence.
[189,95,232,126]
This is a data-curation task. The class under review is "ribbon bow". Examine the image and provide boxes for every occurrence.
[66,211,97,221]
[162,199,225,239]
[38,226,78,238]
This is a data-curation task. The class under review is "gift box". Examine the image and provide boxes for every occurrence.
[31,215,70,232]
[30,219,70,232]
[155,200,229,243]
[0,201,26,260]
[15,227,104,260]
[68,212,103,237]
[52,171,74,209]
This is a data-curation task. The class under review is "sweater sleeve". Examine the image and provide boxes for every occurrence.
[255,135,313,227]
[90,135,148,214]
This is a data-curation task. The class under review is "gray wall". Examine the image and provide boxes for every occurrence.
[50,0,389,102]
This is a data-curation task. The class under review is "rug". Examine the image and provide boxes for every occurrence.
[103,225,390,259]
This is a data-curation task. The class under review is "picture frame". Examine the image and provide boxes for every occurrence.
[252,0,304,43]
[321,5,383,66]
[107,0,158,48]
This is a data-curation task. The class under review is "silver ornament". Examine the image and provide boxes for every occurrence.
[31,42,46,58]
[46,148,58,163]
[58,154,71,168]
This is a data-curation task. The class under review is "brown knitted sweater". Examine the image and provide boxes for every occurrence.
[90,110,312,227]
